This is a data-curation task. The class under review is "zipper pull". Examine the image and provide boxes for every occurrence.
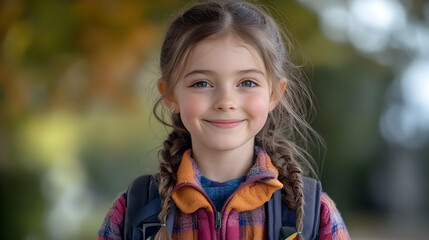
[215,211,222,229]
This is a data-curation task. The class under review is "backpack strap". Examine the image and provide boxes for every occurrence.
[267,189,283,240]
[267,176,322,240]
[124,174,176,240]
[301,177,322,239]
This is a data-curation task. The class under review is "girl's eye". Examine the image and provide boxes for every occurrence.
[239,79,257,87]
[191,81,212,88]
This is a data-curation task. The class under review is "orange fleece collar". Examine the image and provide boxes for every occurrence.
[171,148,283,214]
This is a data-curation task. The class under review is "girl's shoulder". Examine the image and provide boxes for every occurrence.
[97,192,127,240]
[319,192,351,240]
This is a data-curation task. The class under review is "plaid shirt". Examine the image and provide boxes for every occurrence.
[170,148,282,239]
[98,149,350,240]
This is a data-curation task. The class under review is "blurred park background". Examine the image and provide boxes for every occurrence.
[1,0,428,239]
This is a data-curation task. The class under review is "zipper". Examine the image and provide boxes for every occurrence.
[173,173,276,236]
[215,211,222,230]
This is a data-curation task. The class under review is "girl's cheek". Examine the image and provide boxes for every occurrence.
[180,94,209,119]
[246,94,270,127]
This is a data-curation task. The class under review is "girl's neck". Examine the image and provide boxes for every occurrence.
[191,141,254,183]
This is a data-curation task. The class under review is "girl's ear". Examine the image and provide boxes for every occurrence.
[157,80,179,113]
[269,78,287,111]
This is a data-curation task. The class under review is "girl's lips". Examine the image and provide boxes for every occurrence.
[205,120,245,128]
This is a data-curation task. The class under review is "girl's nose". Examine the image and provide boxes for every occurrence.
[213,88,237,111]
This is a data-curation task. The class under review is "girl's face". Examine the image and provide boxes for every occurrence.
[170,34,281,154]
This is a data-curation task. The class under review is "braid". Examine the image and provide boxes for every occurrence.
[154,115,191,240]
[257,136,306,239]
[277,150,305,239]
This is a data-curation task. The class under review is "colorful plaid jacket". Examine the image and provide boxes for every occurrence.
[98,149,350,239]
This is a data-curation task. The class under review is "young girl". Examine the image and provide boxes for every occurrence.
[98,0,350,239]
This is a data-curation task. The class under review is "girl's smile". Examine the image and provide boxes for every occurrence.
[204,119,246,129]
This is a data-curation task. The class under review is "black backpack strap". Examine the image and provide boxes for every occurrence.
[124,174,164,240]
[267,176,322,240]
[267,189,283,240]
[301,176,322,239]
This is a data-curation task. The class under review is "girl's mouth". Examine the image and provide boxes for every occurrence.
[205,119,245,129]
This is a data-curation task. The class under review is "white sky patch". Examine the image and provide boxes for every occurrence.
[348,0,406,53]
[320,6,349,43]
[380,104,427,149]
[401,59,429,131]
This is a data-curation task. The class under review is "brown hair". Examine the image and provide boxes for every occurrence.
[152,1,324,239]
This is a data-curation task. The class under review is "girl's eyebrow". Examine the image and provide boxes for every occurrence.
[184,70,214,78]
[184,68,265,78]
[239,69,265,77]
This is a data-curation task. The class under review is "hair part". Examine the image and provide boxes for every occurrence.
[152,1,325,239]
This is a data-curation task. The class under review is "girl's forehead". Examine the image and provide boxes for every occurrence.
[184,33,267,75]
